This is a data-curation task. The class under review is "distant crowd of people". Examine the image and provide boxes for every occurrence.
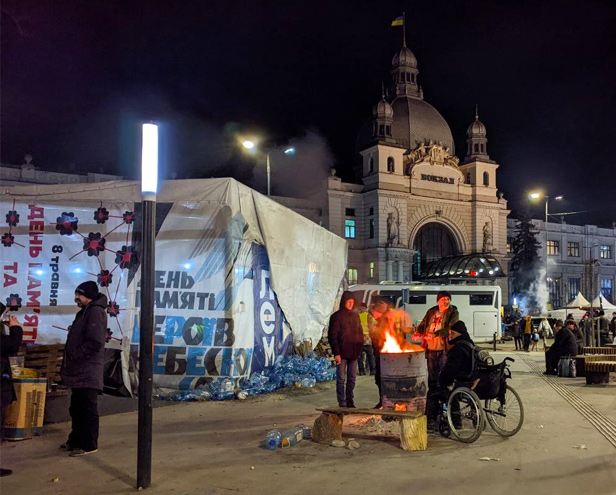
[503,310,616,375]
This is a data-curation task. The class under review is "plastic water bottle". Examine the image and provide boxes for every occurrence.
[300,377,316,388]
[265,430,282,450]
[280,425,304,448]
[302,426,312,440]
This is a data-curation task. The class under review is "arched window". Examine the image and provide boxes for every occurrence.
[474,143,479,153]
[411,73,415,83]
[386,125,391,136]
[483,171,489,186]
[387,157,395,173]
[369,157,374,173]
[466,173,471,184]
[480,144,485,153]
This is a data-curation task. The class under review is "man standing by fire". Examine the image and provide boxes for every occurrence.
[416,291,459,431]
[328,291,363,408]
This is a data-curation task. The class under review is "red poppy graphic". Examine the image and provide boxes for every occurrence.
[122,211,135,224]
[97,270,113,287]
[115,245,137,269]
[56,212,79,235]
[83,232,106,257]
[107,301,120,317]
[5,210,19,227]
[94,207,110,225]
[1,233,15,247]
[6,294,22,310]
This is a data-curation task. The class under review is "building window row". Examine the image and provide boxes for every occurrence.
[567,242,579,257]
[600,244,612,259]
[569,277,581,301]
[547,240,559,256]
[344,219,356,239]
[601,278,613,303]
[347,268,358,285]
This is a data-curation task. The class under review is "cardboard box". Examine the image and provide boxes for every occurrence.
[2,378,47,441]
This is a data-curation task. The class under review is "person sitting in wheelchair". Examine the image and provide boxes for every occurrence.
[439,320,475,389]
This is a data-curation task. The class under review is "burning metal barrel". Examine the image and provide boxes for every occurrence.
[380,346,428,413]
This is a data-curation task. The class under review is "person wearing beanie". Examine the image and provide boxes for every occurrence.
[438,320,476,389]
[544,319,578,375]
[1,303,23,477]
[60,281,108,456]
[415,290,459,431]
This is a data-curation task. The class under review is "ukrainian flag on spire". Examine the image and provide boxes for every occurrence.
[391,16,404,27]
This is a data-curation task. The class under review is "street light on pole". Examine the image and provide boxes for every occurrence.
[138,122,158,489]
[242,139,295,197]
[529,191,563,305]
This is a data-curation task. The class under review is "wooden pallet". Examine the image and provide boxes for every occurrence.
[23,344,65,391]
[315,339,336,364]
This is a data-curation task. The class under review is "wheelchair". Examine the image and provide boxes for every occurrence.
[436,357,524,443]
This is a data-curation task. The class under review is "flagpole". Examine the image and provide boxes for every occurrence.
[403,11,406,46]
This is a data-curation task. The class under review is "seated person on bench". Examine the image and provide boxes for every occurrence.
[544,320,578,375]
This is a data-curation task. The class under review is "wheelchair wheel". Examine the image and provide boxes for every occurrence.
[447,387,485,444]
[484,384,524,437]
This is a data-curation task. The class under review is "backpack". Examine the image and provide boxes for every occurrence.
[457,340,492,375]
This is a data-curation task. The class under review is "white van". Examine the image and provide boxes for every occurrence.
[350,283,502,344]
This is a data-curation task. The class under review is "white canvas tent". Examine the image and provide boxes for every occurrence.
[2,178,347,391]
[590,294,616,311]
[566,292,591,309]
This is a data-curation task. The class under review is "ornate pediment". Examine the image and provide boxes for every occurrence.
[405,142,459,175]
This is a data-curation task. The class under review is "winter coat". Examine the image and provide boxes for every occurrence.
[416,305,459,351]
[439,333,475,388]
[1,323,23,405]
[61,293,108,390]
[511,322,521,338]
[328,291,363,360]
[550,327,578,357]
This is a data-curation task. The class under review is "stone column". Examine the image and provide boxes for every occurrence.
[386,260,394,281]
[397,261,405,282]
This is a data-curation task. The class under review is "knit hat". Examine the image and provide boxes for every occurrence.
[75,281,99,300]
[436,290,452,302]
[450,320,468,336]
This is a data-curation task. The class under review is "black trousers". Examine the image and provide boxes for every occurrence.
[426,350,447,422]
[67,388,99,451]
[523,333,531,351]
[514,336,523,350]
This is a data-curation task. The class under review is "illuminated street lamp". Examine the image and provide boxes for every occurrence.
[529,191,563,303]
[242,140,295,196]
[138,122,158,489]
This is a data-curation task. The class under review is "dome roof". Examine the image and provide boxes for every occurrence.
[373,98,393,119]
[357,96,455,154]
[392,46,417,69]
[467,118,487,138]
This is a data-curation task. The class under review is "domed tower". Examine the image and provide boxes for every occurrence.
[465,105,489,161]
[391,42,420,98]
[372,86,394,140]
[459,106,499,198]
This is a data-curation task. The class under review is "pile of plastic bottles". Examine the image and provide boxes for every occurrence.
[156,352,335,402]
[265,425,312,450]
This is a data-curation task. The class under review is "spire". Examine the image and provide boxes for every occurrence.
[391,12,420,99]
[402,12,407,47]
[465,106,489,161]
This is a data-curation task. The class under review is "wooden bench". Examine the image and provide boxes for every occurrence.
[582,347,616,355]
[314,407,427,451]
[574,354,616,377]
[585,360,616,384]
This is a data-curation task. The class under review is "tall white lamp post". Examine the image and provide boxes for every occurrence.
[242,139,295,197]
[138,122,158,489]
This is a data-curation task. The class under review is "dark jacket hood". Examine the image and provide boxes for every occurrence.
[449,332,474,346]
[339,291,355,311]
[88,293,108,309]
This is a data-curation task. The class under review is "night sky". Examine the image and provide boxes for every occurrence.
[2,1,615,224]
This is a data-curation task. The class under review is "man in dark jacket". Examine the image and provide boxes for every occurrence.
[438,320,475,389]
[544,320,578,375]
[328,291,363,408]
[60,281,107,456]
[415,291,459,429]
[1,304,23,477]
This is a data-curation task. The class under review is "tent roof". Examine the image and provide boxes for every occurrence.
[566,292,591,309]
[590,294,616,310]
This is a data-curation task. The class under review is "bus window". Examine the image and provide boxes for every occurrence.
[408,294,427,304]
[469,293,493,305]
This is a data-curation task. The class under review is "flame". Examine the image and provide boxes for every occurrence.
[380,328,424,354]
[394,403,407,412]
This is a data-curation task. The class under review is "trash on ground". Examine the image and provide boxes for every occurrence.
[330,440,346,448]
[479,457,501,462]
[347,440,360,451]
[156,353,334,402]
[574,444,588,450]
